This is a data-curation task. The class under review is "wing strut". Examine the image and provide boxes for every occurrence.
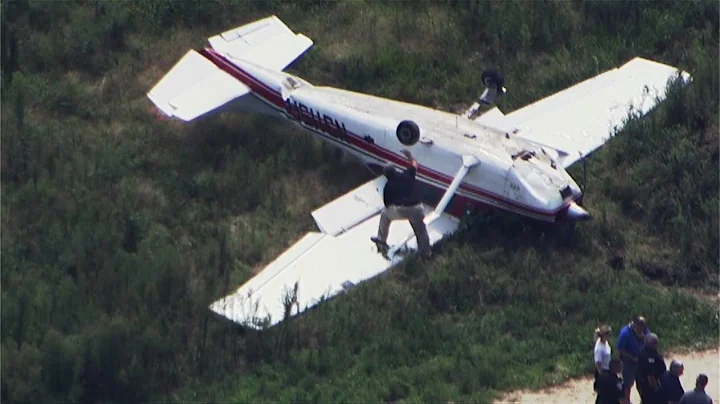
[388,155,480,256]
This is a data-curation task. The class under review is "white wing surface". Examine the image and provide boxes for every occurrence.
[147,16,313,121]
[147,50,251,121]
[311,176,387,237]
[207,15,313,72]
[491,57,691,168]
[209,176,461,329]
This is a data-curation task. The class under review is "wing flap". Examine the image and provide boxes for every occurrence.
[208,15,313,72]
[504,57,691,168]
[311,176,387,236]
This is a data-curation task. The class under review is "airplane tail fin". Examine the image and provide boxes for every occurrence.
[147,15,313,122]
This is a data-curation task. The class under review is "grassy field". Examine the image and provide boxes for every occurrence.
[1,1,718,403]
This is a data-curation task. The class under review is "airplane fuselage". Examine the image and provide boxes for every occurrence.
[198,47,586,222]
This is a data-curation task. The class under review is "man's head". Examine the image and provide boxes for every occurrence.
[670,360,684,377]
[645,332,659,349]
[609,358,622,374]
[696,374,709,390]
[631,315,647,335]
[382,163,397,179]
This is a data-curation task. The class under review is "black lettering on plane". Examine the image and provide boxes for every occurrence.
[323,114,334,131]
[299,104,309,116]
[338,121,348,140]
[284,99,348,142]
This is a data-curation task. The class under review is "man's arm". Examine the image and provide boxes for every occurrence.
[619,350,637,362]
[402,149,418,169]
[617,330,638,363]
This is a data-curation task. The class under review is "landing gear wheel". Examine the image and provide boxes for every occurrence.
[396,120,420,146]
[481,68,505,94]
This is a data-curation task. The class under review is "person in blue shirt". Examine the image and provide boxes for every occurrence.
[617,315,650,402]
[661,360,685,404]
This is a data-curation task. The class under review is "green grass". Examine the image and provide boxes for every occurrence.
[1,1,718,403]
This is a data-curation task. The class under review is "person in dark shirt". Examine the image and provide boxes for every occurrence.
[371,149,431,258]
[661,360,685,404]
[680,374,714,404]
[637,333,667,404]
[596,358,628,404]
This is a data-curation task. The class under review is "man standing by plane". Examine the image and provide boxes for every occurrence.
[371,149,431,259]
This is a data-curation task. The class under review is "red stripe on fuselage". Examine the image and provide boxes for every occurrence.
[197,47,569,219]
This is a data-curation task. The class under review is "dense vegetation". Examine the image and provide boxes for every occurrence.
[1,1,718,402]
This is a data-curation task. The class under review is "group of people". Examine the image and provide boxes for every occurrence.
[593,316,714,404]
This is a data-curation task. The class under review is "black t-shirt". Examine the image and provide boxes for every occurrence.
[596,371,624,404]
[660,371,685,403]
[383,166,419,207]
[637,347,667,394]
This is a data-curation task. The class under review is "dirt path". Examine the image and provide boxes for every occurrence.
[496,347,719,403]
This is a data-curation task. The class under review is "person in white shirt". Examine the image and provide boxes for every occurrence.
[594,325,613,391]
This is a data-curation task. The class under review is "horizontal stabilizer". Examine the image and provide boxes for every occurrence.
[504,57,691,168]
[147,50,250,121]
[311,176,387,236]
[208,15,313,72]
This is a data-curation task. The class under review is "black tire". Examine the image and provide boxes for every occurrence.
[481,68,505,93]
[396,120,420,146]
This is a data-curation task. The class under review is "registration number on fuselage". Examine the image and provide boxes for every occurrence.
[285,99,349,142]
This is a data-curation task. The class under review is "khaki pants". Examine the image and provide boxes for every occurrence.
[376,204,431,255]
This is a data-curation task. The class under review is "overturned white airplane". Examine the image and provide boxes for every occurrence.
[147,16,691,329]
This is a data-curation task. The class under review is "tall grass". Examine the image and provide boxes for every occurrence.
[1,1,717,402]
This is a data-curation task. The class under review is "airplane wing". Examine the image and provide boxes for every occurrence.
[478,57,691,168]
[147,16,312,121]
[210,157,480,329]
